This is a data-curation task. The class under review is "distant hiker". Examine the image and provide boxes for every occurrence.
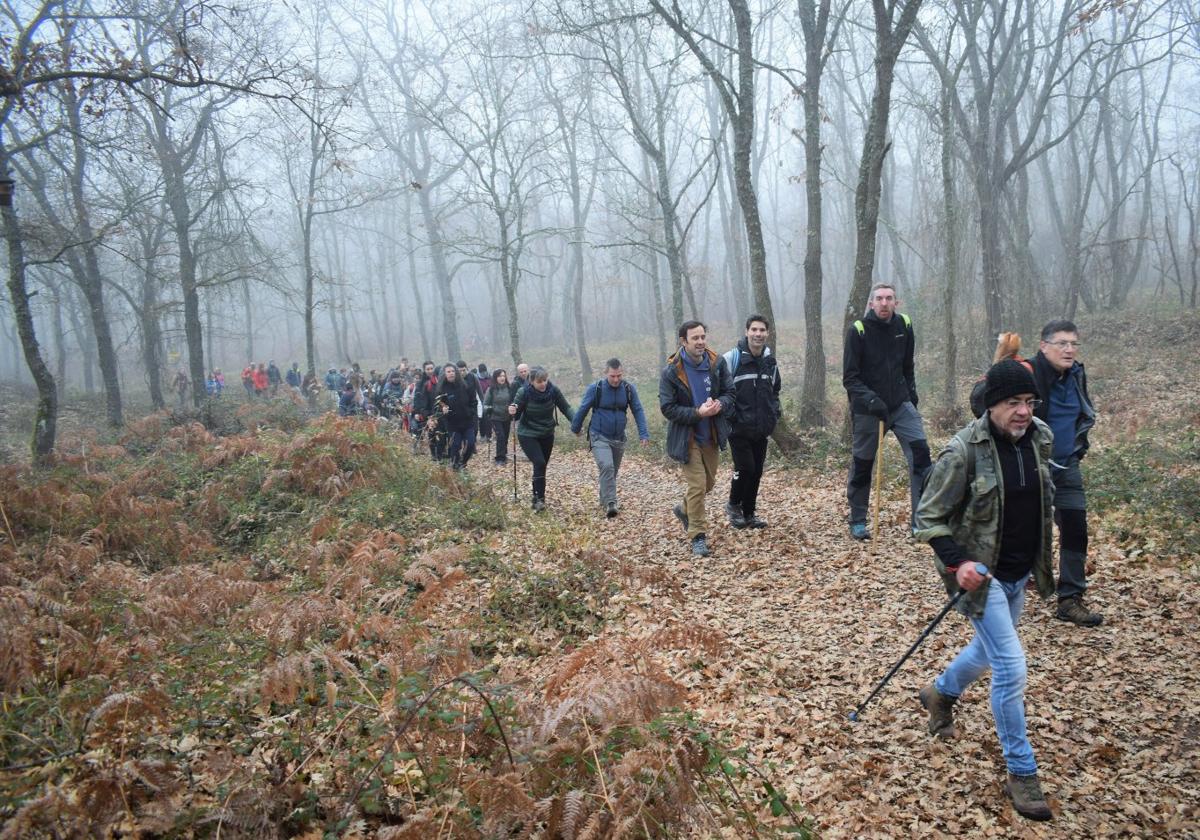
[285,362,302,391]
[337,379,365,416]
[842,283,931,540]
[253,363,269,397]
[723,314,781,529]
[914,360,1057,822]
[267,360,282,396]
[438,363,479,470]
[241,364,256,398]
[413,361,445,461]
[173,370,190,407]
[475,363,493,442]
[571,357,650,518]
[509,366,574,512]
[514,363,530,392]
[300,372,319,406]
[1033,319,1102,627]
[659,320,734,557]
[483,369,514,465]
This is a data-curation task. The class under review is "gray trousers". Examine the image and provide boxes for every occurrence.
[847,401,931,524]
[590,432,625,506]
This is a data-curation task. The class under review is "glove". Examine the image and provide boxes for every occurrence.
[910,391,919,409]
[864,396,889,420]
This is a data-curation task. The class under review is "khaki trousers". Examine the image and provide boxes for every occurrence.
[682,441,719,539]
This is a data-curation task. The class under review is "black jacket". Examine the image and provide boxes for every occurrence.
[723,338,781,439]
[1031,352,1095,460]
[413,374,439,418]
[436,378,478,432]
[842,310,917,414]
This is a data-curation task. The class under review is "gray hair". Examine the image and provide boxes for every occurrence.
[529,366,549,383]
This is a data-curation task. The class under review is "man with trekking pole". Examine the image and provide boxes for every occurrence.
[842,283,931,540]
[913,359,1058,821]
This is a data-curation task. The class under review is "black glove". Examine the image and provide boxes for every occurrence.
[910,391,919,409]
[865,396,889,420]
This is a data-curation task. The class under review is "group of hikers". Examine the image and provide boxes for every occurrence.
[181,280,1097,822]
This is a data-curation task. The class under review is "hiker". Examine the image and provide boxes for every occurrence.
[475,363,493,442]
[914,359,1057,822]
[437,363,479,470]
[483,369,514,466]
[842,283,931,540]
[1032,319,1102,627]
[659,320,735,557]
[241,364,256,398]
[253,363,269,398]
[413,361,445,461]
[571,357,650,518]
[173,370,190,407]
[723,314,782,529]
[267,360,282,396]
[514,363,530,392]
[509,366,574,512]
[285,362,302,391]
[969,333,1033,418]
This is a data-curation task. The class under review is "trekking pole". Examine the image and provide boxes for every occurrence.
[848,563,988,722]
[511,414,518,502]
[871,419,885,549]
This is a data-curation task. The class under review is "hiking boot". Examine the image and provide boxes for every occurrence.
[744,515,767,529]
[532,496,545,513]
[725,502,747,529]
[918,682,957,739]
[606,502,619,519]
[849,522,870,541]
[1056,595,1102,627]
[673,504,689,532]
[1006,772,1053,821]
[691,534,710,557]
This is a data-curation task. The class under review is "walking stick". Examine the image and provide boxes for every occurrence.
[848,564,989,722]
[871,418,885,547]
[511,415,518,502]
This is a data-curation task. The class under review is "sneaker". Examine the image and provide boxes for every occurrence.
[918,682,957,739]
[725,502,747,529]
[606,502,619,518]
[1006,773,1053,821]
[673,504,689,532]
[1056,595,1102,627]
[691,534,710,557]
[532,497,545,512]
[744,515,767,529]
[849,522,870,541]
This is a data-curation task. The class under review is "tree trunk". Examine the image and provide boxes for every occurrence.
[1,150,58,460]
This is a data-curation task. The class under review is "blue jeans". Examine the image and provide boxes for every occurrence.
[935,574,1037,776]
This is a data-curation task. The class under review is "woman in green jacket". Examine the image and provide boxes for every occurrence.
[508,366,574,511]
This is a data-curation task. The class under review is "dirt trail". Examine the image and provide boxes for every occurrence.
[480,446,1199,838]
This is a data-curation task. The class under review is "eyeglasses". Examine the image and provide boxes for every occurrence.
[1046,340,1082,349]
[1002,398,1042,410]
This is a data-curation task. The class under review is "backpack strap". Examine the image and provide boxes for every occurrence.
[722,346,741,373]
[900,313,912,329]
[853,320,865,336]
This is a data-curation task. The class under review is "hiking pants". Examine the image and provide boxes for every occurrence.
[589,432,625,506]
[681,441,719,540]
[936,574,1037,777]
[519,433,555,500]
[728,434,768,519]
[1052,458,1089,599]
[492,419,511,463]
[847,402,931,525]
[449,425,476,467]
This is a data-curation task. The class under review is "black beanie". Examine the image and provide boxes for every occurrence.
[984,359,1038,408]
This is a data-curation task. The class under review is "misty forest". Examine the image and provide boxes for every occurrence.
[1,0,1198,836]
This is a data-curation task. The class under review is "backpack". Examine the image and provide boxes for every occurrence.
[853,312,912,336]
[968,357,1034,418]
[586,380,633,437]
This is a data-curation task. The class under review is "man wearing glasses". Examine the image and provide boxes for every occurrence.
[1032,319,1102,627]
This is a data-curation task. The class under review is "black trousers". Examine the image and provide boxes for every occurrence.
[493,419,511,462]
[518,434,554,499]
[728,434,769,518]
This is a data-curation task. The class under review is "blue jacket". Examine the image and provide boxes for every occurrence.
[571,380,650,442]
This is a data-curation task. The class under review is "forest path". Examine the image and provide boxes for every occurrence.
[477,442,1198,838]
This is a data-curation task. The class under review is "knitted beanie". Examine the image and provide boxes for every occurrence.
[984,359,1038,407]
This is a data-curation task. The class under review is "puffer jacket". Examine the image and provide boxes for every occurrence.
[658,347,734,464]
[436,378,477,432]
[914,415,1056,618]
[483,383,514,422]
[513,383,573,438]
[723,338,781,439]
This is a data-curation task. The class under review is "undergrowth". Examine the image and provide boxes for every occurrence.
[0,412,810,837]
